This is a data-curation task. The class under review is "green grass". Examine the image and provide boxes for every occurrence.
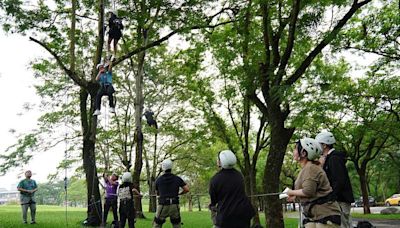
[0,205,298,228]
[351,213,400,220]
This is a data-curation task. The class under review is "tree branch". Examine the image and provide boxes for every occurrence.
[276,0,300,84]
[114,20,236,67]
[284,0,372,86]
[29,37,88,88]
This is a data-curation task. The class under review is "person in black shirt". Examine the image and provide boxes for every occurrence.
[316,131,354,228]
[144,109,158,129]
[118,172,141,228]
[107,11,123,57]
[209,150,255,228]
[153,159,189,228]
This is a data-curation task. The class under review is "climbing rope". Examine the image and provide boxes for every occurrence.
[63,76,69,227]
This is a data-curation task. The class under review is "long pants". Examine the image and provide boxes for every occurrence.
[213,221,250,228]
[95,84,115,110]
[119,200,135,228]
[153,204,181,228]
[305,223,340,228]
[21,202,36,223]
[338,202,352,228]
[104,197,118,226]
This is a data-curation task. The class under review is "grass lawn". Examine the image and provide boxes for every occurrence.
[351,213,400,220]
[0,205,299,228]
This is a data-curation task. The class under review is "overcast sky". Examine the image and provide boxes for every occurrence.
[0,31,65,191]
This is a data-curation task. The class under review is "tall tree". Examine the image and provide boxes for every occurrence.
[1,0,235,223]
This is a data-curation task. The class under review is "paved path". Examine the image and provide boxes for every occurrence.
[285,206,400,227]
[352,218,400,228]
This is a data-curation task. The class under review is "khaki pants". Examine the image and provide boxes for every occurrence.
[305,223,340,228]
[153,204,181,228]
[338,202,352,228]
[21,202,36,223]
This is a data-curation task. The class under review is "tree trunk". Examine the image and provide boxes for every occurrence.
[188,194,193,212]
[263,115,294,228]
[81,88,102,225]
[149,176,157,212]
[250,167,261,225]
[197,196,201,211]
[132,29,148,218]
[358,167,371,214]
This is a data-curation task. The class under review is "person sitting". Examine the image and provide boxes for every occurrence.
[93,60,115,116]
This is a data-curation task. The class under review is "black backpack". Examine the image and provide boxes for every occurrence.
[113,18,123,30]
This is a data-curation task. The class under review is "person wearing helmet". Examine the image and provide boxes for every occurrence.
[102,173,119,227]
[153,159,189,228]
[93,59,116,116]
[118,172,141,228]
[286,138,341,228]
[316,131,354,228]
[209,150,255,228]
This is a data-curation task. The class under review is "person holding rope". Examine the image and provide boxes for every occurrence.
[102,173,119,227]
[316,131,354,228]
[153,159,189,228]
[286,138,341,228]
[118,172,141,228]
[209,150,255,228]
[17,170,38,224]
[93,60,116,116]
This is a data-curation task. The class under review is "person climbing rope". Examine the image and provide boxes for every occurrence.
[144,109,158,129]
[153,159,189,228]
[209,150,255,228]
[286,138,341,228]
[93,60,115,116]
[118,172,141,228]
[107,11,123,57]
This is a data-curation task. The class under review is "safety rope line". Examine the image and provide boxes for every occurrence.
[63,74,69,227]
[124,192,284,198]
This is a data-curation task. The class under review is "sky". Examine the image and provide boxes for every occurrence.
[0,31,65,191]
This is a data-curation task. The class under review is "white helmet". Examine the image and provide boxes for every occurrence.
[121,172,132,183]
[161,159,173,171]
[315,131,336,145]
[96,63,104,69]
[300,138,322,160]
[218,150,237,169]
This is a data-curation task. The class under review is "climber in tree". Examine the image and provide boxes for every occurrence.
[107,11,123,57]
[93,60,116,116]
[144,109,158,129]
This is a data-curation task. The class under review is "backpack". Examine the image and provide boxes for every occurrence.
[113,18,123,30]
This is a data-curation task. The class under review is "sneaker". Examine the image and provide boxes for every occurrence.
[93,110,101,116]
[110,107,115,113]
[23,221,27,224]
[30,221,36,224]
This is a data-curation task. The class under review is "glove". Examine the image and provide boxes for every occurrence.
[279,187,290,199]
